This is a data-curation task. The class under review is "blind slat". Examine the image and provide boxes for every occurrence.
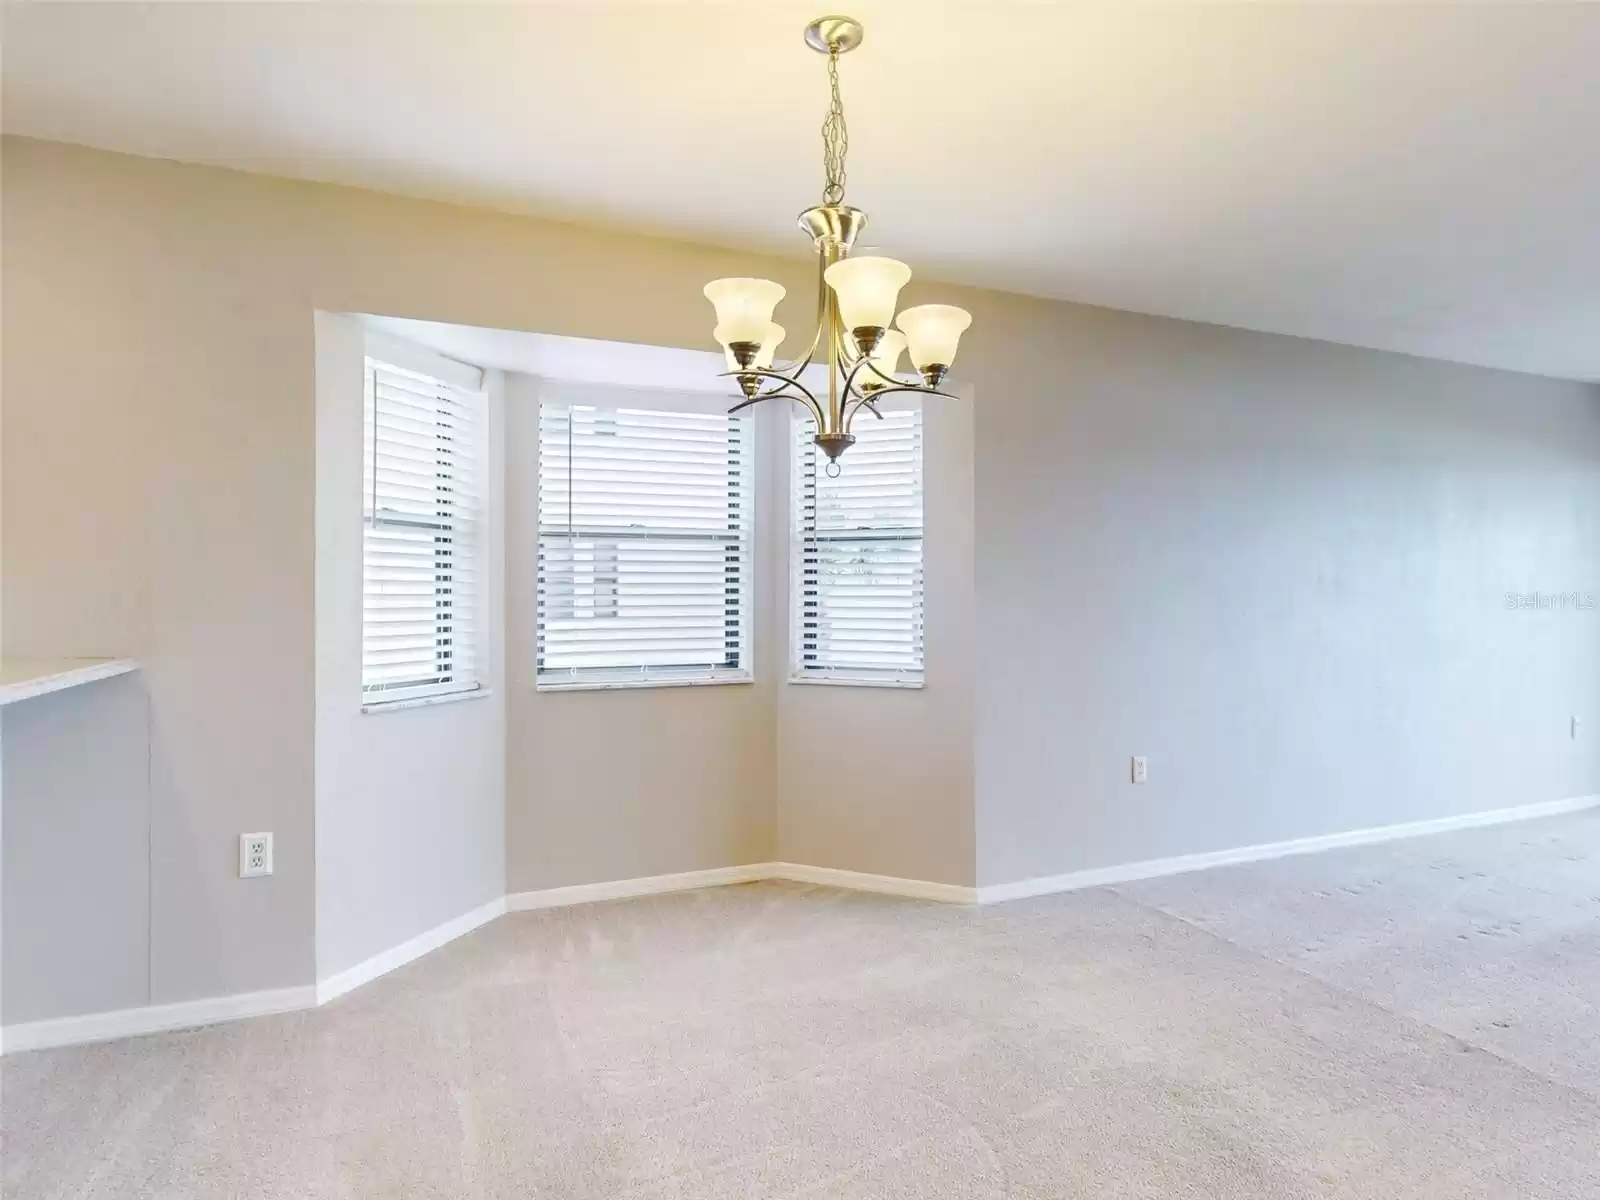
[362,359,485,703]
[793,408,925,685]
[538,403,752,685]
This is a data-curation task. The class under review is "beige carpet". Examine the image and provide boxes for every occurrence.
[4,811,1599,1198]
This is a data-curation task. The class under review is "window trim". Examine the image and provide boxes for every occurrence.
[787,673,923,691]
[535,389,755,692]
[361,684,489,715]
[789,401,926,689]
[533,675,752,695]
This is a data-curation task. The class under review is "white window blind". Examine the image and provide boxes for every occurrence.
[362,358,484,705]
[537,402,752,688]
[793,406,925,686]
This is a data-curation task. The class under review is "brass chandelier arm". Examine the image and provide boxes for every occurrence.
[718,369,825,425]
[836,356,888,430]
[773,325,823,383]
[725,393,775,417]
[766,251,830,383]
[725,388,822,426]
[725,383,796,414]
[842,382,956,432]
[853,382,956,406]
[846,396,884,423]
[843,393,882,426]
[839,353,877,402]
[717,367,821,406]
[833,324,859,371]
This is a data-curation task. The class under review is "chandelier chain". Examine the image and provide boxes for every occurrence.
[702,17,971,469]
[821,47,849,206]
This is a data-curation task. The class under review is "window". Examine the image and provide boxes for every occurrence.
[362,358,485,705]
[537,400,752,688]
[792,405,925,686]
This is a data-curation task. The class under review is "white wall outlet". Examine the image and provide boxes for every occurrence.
[239,832,273,878]
[1131,756,1148,784]
[1574,716,1582,740]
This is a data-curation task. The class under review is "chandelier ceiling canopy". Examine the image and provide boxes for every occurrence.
[703,15,972,473]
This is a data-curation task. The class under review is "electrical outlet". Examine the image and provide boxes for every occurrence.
[239,833,273,878]
[1131,756,1148,784]
[1574,716,1581,740]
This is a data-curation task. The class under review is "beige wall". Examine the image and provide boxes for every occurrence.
[4,139,321,1004]
[3,136,1596,1015]
[0,136,822,1005]
[312,315,506,982]
[503,374,775,891]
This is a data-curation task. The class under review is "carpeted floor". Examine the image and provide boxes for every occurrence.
[4,811,1598,1198]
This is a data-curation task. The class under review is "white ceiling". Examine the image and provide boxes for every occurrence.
[4,1,1598,381]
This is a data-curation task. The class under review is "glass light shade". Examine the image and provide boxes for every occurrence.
[704,278,786,346]
[758,322,786,368]
[865,329,907,380]
[824,256,912,331]
[896,304,973,368]
[720,323,784,371]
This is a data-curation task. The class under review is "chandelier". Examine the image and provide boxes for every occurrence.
[702,15,973,474]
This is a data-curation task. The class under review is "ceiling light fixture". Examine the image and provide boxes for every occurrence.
[703,15,972,474]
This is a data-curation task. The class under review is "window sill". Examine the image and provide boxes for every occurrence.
[788,675,925,690]
[536,674,754,694]
[362,686,491,714]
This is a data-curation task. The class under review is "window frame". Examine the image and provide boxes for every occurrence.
[790,399,926,689]
[360,352,488,710]
[535,385,755,692]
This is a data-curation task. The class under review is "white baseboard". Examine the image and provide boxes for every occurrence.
[504,863,978,909]
[316,895,506,1006]
[977,793,1600,904]
[11,795,1594,1054]
[767,861,977,904]
[1,985,316,1056]
[505,863,769,911]
[4,896,509,1054]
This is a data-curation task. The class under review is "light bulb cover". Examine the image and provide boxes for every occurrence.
[896,304,972,371]
[758,322,786,368]
[860,329,907,390]
[720,322,785,372]
[705,278,786,347]
[824,256,912,333]
[872,328,907,372]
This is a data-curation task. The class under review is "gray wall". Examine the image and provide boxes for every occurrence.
[2,675,149,1022]
[972,304,1600,885]
[312,315,507,982]
[775,391,978,886]
[498,373,976,892]
[3,136,1596,1021]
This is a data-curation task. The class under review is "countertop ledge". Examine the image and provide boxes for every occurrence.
[0,658,140,706]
